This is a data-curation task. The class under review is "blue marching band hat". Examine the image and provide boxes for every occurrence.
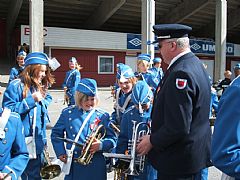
[18,50,27,57]
[77,78,97,97]
[116,63,124,69]
[132,81,153,114]
[69,57,77,63]
[153,57,162,63]
[234,63,240,70]
[24,52,49,67]
[116,64,135,82]
[137,54,151,62]
[151,23,192,44]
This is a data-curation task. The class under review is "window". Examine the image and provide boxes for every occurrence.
[98,56,114,74]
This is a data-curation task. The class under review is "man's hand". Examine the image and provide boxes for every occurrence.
[137,135,153,156]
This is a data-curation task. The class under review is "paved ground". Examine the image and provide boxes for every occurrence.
[0,74,222,180]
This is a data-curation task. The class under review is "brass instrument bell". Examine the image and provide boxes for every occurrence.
[40,150,61,179]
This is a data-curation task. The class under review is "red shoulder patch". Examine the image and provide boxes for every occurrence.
[176,78,187,89]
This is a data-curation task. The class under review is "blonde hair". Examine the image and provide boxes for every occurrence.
[75,91,99,108]
[20,64,55,98]
[137,60,150,72]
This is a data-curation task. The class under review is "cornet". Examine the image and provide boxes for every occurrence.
[103,120,150,179]
[75,124,106,165]
[125,120,150,176]
[40,149,61,179]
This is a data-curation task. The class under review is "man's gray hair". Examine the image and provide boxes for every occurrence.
[174,37,190,49]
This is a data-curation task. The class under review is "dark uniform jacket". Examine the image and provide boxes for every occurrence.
[148,52,212,176]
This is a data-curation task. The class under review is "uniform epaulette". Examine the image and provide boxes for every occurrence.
[124,105,135,114]
[62,105,75,112]
[230,75,240,87]
[95,108,108,116]
[10,78,21,86]
[10,112,20,119]
[147,70,154,75]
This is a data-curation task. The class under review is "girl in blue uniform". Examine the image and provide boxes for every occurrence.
[2,52,55,180]
[8,50,27,83]
[51,78,117,180]
[149,57,163,83]
[111,64,137,128]
[116,80,157,180]
[0,108,29,180]
[211,75,240,179]
[62,57,81,106]
[135,54,159,93]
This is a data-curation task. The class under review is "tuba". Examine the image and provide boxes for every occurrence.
[40,149,61,179]
[75,124,106,165]
[125,120,150,176]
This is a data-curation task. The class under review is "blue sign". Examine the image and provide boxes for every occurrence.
[127,33,142,49]
[127,34,234,56]
[190,39,234,56]
[127,33,158,50]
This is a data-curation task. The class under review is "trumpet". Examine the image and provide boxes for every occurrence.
[125,120,150,176]
[76,124,106,165]
[40,149,61,179]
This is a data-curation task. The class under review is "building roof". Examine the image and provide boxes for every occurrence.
[1,0,240,43]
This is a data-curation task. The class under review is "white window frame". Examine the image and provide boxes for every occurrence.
[98,55,114,74]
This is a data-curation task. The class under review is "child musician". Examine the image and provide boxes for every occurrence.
[2,52,54,180]
[111,64,137,128]
[135,54,159,93]
[51,78,117,180]
[116,80,157,180]
[62,57,82,106]
[0,108,29,180]
[149,57,164,83]
[8,50,27,83]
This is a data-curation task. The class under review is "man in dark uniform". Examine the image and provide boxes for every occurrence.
[137,24,212,180]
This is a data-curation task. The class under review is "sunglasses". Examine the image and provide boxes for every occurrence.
[158,41,174,49]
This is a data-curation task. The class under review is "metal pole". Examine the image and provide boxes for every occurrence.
[214,0,227,82]
[29,0,44,52]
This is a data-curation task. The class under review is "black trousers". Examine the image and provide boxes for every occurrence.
[157,172,199,180]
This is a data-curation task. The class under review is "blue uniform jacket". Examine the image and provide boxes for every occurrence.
[111,89,134,126]
[210,89,218,117]
[116,105,157,180]
[149,67,163,82]
[8,66,24,83]
[0,110,29,180]
[62,69,81,105]
[2,79,52,154]
[149,52,212,175]
[51,106,117,180]
[211,76,240,179]
[135,71,159,93]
